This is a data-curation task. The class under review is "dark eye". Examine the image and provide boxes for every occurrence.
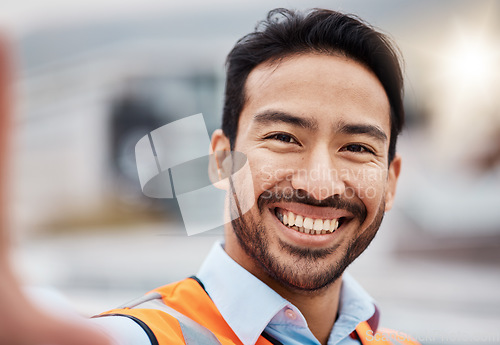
[267,133,298,144]
[343,144,374,154]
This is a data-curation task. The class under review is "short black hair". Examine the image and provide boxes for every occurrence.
[222,8,404,163]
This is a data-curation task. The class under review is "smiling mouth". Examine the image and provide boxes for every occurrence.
[274,208,347,235]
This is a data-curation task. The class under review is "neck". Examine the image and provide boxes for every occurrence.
[262,273,342,345]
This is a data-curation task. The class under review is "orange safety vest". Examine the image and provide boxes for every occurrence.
[97,277,420,345]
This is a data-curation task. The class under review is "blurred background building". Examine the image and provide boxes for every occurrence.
[1,1,499,344]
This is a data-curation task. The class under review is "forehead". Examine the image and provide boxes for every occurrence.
[238,53,391,135]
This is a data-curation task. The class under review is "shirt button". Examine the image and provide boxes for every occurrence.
[285,308,297,320]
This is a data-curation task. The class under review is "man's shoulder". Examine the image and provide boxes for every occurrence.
[373,328,422,345]
[356,321,422,345]
[102,277,218,321]
[93,278,207,345]
[149,276,205,299]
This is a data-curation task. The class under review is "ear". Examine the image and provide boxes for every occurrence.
[210,129,231,154]
[208,129,232,189]
[384,153,402,212]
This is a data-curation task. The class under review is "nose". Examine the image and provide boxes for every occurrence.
[291,145,346,201]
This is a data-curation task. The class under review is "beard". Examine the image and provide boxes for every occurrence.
[230,188,385,292]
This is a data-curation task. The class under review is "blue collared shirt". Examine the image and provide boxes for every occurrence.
[197,241,376,345]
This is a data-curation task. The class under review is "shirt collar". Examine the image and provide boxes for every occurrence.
[197,241,289,345]
[197,240,376,345]
[328,273,376,345]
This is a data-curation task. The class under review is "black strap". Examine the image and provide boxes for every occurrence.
[261,331,285,345]
[189,275,208,294]
[100,313,159,345]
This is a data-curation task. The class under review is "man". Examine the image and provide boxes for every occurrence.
[95,8,419,345]
[0,36,112,345]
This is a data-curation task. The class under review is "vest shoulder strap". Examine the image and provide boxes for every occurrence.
[356,321,421,345]
[123,292,223,345]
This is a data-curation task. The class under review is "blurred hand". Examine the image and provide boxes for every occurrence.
[0,262,113,345]
[0,34,112,345]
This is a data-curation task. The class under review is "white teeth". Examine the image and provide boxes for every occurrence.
[275,209,342,235]
[287,211,295,226]
[331,219,338,232]
[303,217,313,230]
[313,219,323,231]
[295,215,303,227]
[323,219,330,231]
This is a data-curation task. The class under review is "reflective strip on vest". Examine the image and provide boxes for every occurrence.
[125,292,223,345]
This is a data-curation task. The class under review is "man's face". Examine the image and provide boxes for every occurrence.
[214,53,401,292]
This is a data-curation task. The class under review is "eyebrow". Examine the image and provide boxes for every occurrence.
[253,111,318,130]
[337,122,388,142]
[253,111,388,142]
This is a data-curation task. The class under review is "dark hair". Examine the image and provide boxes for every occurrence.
[222,8,404,163]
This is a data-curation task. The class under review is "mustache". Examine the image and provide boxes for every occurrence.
[258,189,367,222]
